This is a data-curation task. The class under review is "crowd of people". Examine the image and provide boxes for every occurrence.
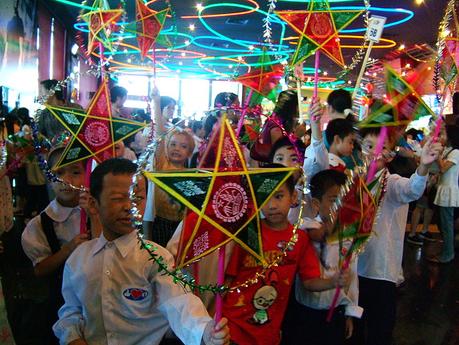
[0,79,457,345]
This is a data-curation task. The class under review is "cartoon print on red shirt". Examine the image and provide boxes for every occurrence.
[249,270,279,325]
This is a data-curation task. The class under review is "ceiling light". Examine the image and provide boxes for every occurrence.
[189,24,196,31]
[196,3,203,11]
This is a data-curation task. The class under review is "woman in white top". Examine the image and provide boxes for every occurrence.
[433,124,459,263]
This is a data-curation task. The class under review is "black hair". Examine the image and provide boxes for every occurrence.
[273,90,298,132]
[268,137,295,163]
[90,158,138,201]
[214,92,238,108]
[325,118,355,146]
[359,126,382,139]
[16,107,30,126]
[110,86,128,103]
[309,169,347,200]
[327,89,352,114]
[160,96,177,112]
[405,128,422,141]
[192,120,203,134]
[262,163,297,193]
[40,79,64,101]
[446,124,459,149]
[203,113,218,139]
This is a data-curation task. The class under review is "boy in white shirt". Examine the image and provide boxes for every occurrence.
[282,169,360,345]
[53,158,229,345]
[356,126,442,345]
[21,146,90,344]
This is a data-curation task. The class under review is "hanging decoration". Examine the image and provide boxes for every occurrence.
[45,79,146,168]
[276,0,364,67]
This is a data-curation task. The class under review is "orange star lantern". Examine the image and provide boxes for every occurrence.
[79,0,124,54]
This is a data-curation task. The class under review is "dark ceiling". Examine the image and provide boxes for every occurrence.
[46,0,449,80]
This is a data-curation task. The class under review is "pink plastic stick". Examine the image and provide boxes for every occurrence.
[214,246,226,323]
[80,158,92,234]
[326,255,351,322]
[235,89,254,138]
[313,50,320,99]
[367,126,388,183]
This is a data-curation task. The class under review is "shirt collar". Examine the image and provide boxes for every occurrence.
[45,199,80,223]
[91,230,138,258]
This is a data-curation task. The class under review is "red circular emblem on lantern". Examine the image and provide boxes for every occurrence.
[84,121,110,148]
[310,13,333,38]
[212,182,248,223]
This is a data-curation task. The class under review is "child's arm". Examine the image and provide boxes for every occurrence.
[388,139,442,205]
[436,149,458,173]
[53,264,86,344]
[343,259,363,319]
[34,234,89,277]
[303,99,329,179]
[151,86,167,135]
[302,269,351,292]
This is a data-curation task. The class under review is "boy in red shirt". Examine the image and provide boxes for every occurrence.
[222,171,350,345]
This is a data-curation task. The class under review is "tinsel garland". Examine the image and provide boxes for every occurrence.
[263,0,278,52]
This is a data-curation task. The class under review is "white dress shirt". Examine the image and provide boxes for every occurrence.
[53,230,212,345]
[303,137,329,183]
[295,217,363,318]
[21,199,81,266]
[358,172,427,284]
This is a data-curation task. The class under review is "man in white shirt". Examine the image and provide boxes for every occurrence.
[53,158,230,345]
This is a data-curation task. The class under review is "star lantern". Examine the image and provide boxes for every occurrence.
[46,80,146,168]
[144,116,296,269]
[361,64,435,128]
[276,0,363,67]
[79,0,124,54]
[235,51,284,100]
[135,0,169,59]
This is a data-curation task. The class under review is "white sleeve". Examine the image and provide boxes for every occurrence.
[155,248,212,345]
[21,216,52,266]
[166,221,183,258]
[344,257,363,318]
[143,180,156,222]
[386,172,427,206]
[446,149,459,165]
[53,264,85,344]
[303,137,329,181]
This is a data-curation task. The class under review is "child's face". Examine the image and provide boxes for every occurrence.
[167,134,191,165]
[95,173,146,238]
[114,142,125,158]
[273,145,300,168]
[52,163,85,204]
[262,183,297,229]
[312,184,341,221]
[335,133,355,157]
[362,134,394,164]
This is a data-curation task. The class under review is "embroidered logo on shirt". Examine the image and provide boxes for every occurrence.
[123,288,149,301]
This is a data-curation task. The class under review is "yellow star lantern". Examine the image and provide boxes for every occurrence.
[46,79,146,168]
[79,0,124,54]
[276,0,363,67]
[144,117,296,269]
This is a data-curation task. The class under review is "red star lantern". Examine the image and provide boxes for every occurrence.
[80,0,124,54]
[46,80,146,168]
[276,0,363,67]
[236,65,284,97]
[135,0,169,59]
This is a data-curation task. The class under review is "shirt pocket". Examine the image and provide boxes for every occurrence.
[120,285,154,320]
